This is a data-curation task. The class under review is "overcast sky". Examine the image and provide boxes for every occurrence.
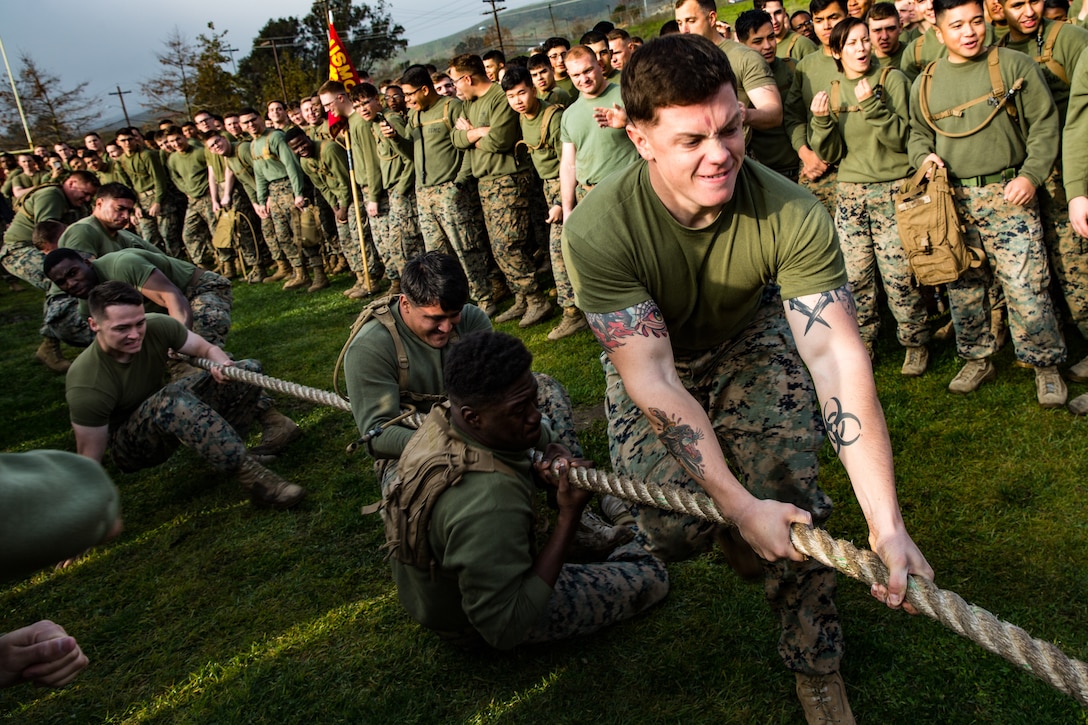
[0,0,546,127]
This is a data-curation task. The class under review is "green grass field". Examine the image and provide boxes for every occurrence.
[2,273,1088,724]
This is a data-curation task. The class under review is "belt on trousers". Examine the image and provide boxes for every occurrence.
[950,167,1019,187]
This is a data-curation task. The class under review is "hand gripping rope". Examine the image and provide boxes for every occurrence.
[182,354,1088,706]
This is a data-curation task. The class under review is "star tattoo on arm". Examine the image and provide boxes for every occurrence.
[648,407,705,478]
[586,300,669,352]
[787,285,857,336]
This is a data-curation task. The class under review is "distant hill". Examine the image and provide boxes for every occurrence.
[388,0,671,70]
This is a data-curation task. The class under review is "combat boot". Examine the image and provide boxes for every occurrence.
[387,279,401,297]
[307,267,329,293]
[519,294,553,328]
[795,672,855,725]
[246,265,266,284]
[547,308,589,340]
[264,260,291,283]
[1035,366,1067,408]
[249,409,302,456]
[237,457,306,509]
[282,267,310,291]
[570,510,634,562]
[220,260,236,280]
[494,293,527,323]
[1067,354,1088,383]
[901,346,929,377]
[491,277,511,304]
[948,358,995,394]
[599,494,636,528]
[34,337,70,374]
[330,254,349,275]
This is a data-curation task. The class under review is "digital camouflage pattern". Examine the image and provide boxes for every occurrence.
[267,179,322,271]
[801,167,838,216]
[1039,163,1088,339]
[109,359,269,474]
[477,170,540,296]
[386,189,425,278]
[180,194,218,267]
[603,294,844,675]
[416,181,493,305]
[947,185,1067,366]
[835,180,930,348]
[187,271,234,348]
[542,178,573,309]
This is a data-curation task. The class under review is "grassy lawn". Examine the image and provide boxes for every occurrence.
[2,272,1088,724]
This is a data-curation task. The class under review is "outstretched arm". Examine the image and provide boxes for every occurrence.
[139,270,192,330]
[587,301,813,562]
[784,285,934,610]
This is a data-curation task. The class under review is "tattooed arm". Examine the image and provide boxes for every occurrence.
[589,300,813,562]
[784,285,934,611]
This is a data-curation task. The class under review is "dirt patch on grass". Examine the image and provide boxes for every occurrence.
[572,402,605,431]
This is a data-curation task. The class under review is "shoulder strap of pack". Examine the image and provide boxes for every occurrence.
[516,104,561,153]
[787,33,799,57]
[918,48,1024,138]
[333,295,399,400]
[13,183,61,216]
[915,35,924,66]
[1040,20,1069,84]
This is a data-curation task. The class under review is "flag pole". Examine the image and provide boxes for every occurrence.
[0,35,33,149]
[343,129,372,292]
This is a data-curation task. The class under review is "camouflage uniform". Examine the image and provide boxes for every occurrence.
[0,244,48,291]
[366,194,400,280]
[948,186,1067,365]
[387,189,425,272]
[336,205,384,280]
[477,170,539,296]
[604,292,843,675]
[416,181,493,304]
[1039,163,1088,338]
[44,294,93,348]
[134,190,182,258]
[542,178,573,309]
[186,271,234,349]
[800,168,838,215]
[109,359,269,474]
[229,199,269,269]
[267,179,322,271]
[835,180,930,347]
[180,195,217,267]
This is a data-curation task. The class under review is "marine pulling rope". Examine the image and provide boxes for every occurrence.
[181,354,1088,707]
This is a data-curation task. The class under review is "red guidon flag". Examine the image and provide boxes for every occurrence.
[328,21,363,128]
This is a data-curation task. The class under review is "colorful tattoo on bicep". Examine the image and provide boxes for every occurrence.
[586,300,669,352]
[648,407,705,479]
[787,285,856,336]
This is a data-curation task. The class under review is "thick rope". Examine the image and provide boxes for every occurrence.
[184,356,1088,706]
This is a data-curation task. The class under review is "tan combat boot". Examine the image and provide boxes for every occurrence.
[264,259,291,283]
[237,456,306,509]
[307,267,329,293]
[330,254,349,275]
[570,510,634,562]
[387,279,401,297]
[547,308,589,340]
[494,293,528,323]
[249,409,302,456]
[795,672,856,725]
[282,267,310,291]
[519,294,553,328]
[246,265,266,284]
[220,260,236,280]
[35,337,70,374]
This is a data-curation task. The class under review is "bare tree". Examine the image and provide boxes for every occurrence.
[142,28,198,119]
[0,52,100,147]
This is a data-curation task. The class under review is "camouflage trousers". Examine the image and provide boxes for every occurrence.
[948,185,1066,366]
[0,240,48,290]
[1039,162,1088,339]
[44,294,93,347]
[334,203,383,278]
[835,181,930,347]
[478,171,539,296]
[800,165,838,216]
[387,189,425,276]
[520,539,668,644]
[228,194,269,267]
[136,189,185,259]
[267,179,322,271]
[543,178,573,309]
[109,359,269,474]
[187,271,233,348]
[260,216,285,263]
[367,194,400,280]
[181,195,220,267]
[604,292,842,675]
[416,181,493,305]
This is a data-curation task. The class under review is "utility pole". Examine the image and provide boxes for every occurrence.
[548,4,558,34]
[258,37,296,103]
[222,45,239,75]
[482,0,507,56]
[109,86,132,127]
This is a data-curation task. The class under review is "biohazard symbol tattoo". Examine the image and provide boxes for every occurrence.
[823,397,861,453]
[648,407,705,478]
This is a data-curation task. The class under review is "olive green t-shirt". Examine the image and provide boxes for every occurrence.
[784,50,841,153]
[452,82,530,181]
[166,146,209,199]
[559,83,640,186]
[3,186,83,250]
[407,97,466,188]
[76,249,197,319]
[749,56,801,173]
[563,160,847,353]
[66,314,188,429]
[518,101,564,181]
[717,38,778,111]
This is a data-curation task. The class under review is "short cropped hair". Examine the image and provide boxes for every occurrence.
[868,1,901,21]
[94,182,137,203]
[283,126,308,144]
[934,0,982,19]
[500,65,532,92]
[579,30,608,45]
[88,281,144,319]
[399,65,436,91]
[350,82,380,101]
[449,54,487,78]
[735,9,774,41]
[674,0,717,10]
[400,251,470,312]
[622,34,737,126]
[542,37,571,53]
[527,52,552,71]
[444,331,533,409]
[66,170,101,188]
[482,49,506,64]
[32,220,66,251]
[43,247,87,278]
[607,28,631,40]
[810,0,846,15]
[317,80,346,97]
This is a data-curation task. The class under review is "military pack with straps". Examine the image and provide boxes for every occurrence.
[917,46,1025,138]
[515,104,562,155]
[361,403,518,577]
[998,19,1069,85]
[827,66,895,118]
[12,183,62,218]
[894,160,986,285]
